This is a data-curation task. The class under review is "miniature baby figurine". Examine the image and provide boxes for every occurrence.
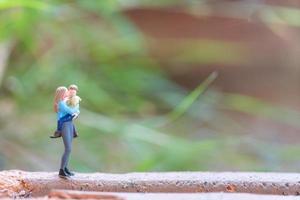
[50,84,80,139]
[67,94,82,107]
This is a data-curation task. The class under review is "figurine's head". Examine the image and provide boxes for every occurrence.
[67,95,81,107]
[68,84,78,97]
[53,86,68,112]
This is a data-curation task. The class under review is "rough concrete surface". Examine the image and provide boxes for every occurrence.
[46,190,300,200]
[1,191,300,200]
[2,170,300,198]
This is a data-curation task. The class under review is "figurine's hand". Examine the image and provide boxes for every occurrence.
[72,113,79,120]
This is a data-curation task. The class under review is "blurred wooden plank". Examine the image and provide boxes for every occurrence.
[264,0,300,8]
[123,7,300,108]
[124,8,283,41]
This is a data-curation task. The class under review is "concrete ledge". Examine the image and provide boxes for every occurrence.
[1,170,300,197]
[47,190,300,200]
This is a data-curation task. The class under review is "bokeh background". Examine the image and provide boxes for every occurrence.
[1,0,300,172]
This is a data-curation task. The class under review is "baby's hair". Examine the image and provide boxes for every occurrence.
[67,95,81,107]
[68,84,78,91]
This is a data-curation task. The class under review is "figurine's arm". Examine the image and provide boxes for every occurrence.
[71,104,80,120]
[58,101,78,115]
[74,104,80,114]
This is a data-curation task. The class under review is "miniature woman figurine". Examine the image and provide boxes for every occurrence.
[53,86,80,178]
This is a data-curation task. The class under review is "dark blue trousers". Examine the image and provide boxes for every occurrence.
[55,114,78,138]
[57,114,74,132]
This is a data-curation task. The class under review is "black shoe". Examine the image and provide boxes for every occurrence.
[64,167,75,176]
[50,131,62,139]
[73,131,79,138]
[58,168,70,178]
[50,135,61,138]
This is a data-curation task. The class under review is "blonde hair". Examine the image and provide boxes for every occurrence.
[53,86,68,113]
[66,95,81,107]
[68,84,78,91]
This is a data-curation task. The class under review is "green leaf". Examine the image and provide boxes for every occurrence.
[166,71,218,123]
[0,0,50,10]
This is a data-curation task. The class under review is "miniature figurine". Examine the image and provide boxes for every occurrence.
[67,95,82,107]
[50,85,80,138]
[52,85,80,178]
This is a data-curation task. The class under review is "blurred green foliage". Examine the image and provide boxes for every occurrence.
[0,0,300,173]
